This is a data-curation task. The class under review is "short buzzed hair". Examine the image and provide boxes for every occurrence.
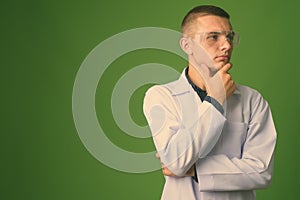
[181,5,230,35]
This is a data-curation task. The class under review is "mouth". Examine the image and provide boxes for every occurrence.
[215,54,230,62]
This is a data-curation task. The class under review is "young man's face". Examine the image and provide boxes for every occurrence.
[190,15,234,71]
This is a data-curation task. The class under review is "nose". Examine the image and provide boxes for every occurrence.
[220,37,232,51]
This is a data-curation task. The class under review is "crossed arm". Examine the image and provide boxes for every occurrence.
[156,152,195,177]
[143,85,276,191]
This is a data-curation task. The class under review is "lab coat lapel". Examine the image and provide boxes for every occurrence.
[164,69,202,128]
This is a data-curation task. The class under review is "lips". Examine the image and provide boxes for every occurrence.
[216,55,230,62]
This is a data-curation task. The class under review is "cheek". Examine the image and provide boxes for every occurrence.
[203,48,217,60]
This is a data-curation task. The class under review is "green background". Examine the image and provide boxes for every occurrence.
[2,0,299,199]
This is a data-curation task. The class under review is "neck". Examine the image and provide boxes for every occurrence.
[188,64,207,91]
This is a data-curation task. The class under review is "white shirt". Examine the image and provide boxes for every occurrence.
[143,69,277,200]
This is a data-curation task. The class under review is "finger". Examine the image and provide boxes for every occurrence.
[230,82,237,93]
[220,63,232,73]
[162,168,168,175]
[155,152,160,159]
[225,81,236,98]
[162,168,175,176]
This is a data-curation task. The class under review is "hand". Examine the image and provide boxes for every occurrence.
[192,62,235,105]
[188,40,236,105]
[205,62,236,105]
[156,153,195,177]
[155,153,175,176]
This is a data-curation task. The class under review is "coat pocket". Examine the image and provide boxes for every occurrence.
[210,121,248,159]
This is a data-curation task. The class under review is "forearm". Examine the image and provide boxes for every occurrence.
[154,102,226,176]
[143,86,226,176]
[196,154,274,191]
[196,110,276,190]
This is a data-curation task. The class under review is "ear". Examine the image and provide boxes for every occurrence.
[180,37,193,55]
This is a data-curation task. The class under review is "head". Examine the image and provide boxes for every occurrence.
[180,5,238,71]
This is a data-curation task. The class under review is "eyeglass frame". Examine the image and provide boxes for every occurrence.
[194,30,240,47]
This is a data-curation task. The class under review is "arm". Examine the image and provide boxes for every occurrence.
[195,93,277,191]
[143,85,226,176]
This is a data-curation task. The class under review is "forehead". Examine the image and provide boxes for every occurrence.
[194,15,232,32]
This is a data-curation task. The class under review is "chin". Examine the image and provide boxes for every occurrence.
[215,61,229,69]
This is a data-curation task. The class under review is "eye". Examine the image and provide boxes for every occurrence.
[226,32,235,42]
[207,33,220,41]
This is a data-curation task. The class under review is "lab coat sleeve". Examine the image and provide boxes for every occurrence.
[196,93,277,191]
[143,85,226,176]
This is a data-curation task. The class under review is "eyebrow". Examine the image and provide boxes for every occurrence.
[206,31,222,35]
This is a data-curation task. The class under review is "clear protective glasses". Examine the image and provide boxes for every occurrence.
[197,30,240,48]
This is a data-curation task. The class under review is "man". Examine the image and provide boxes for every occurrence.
[143,5,277,200]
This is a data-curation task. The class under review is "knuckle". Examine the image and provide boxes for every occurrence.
[225,73,231,78]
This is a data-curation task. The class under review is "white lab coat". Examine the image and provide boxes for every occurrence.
[143,69,277,200]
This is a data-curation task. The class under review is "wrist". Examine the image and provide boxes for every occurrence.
[206,93,225,106]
